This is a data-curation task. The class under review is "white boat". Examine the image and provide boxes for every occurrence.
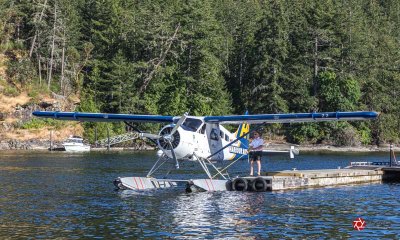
[62,136,90,152]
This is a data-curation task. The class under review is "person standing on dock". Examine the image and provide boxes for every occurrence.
[249,131,264,176]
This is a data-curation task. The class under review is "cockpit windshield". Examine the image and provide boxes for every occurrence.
[181,118,203,132]
[66,139,83,143]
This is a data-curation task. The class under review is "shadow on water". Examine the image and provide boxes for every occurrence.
[0,151,399,238]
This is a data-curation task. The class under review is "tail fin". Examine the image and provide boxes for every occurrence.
[228,112,250,160]
[235,111,250,149]
[227,112,250,161]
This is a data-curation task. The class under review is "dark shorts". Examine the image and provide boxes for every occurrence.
[250,151,262,161]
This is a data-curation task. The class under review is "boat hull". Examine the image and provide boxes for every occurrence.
[63,145,90,152]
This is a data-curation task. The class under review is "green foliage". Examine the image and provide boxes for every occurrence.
[27,84,50,103]
[285,123,322,144]
[328,122,361,146]
[357,123,372,145]
[377,114,400,144]
[317,71,361,111]
[75,91,125,143]
[20,118,65,130]
[2,0,400,145]
[6,57,37,87]
[3,86,19,97]
[76,91,100,143]
[250,0,289,114]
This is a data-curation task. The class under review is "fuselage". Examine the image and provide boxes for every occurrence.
[157,117,249,161]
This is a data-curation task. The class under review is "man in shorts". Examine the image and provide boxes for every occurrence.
[249,131,264,176]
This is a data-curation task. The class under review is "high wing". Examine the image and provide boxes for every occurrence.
[204,111,379,124]
[32,111,379,124]
[32,111,175,123]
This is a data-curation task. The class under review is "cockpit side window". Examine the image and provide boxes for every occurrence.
[210,128,219,141]
[225,134,229,142]
[199,124,206,134]
[181,118,203,132]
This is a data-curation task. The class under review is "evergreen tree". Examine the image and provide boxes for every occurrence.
[249,0,289,114]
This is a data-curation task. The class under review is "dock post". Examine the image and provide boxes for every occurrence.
[95,126,98,148]
[107,126,110,151]
[390,143,393,167]
[50,130,53,151]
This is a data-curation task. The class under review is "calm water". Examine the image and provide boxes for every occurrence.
[0,151,399,239]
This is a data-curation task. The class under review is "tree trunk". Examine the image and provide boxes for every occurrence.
[47,2,57,89]
[29,0,48,57]
[38,52,42,85]
[313,36,318,96]
[61,29,66,95]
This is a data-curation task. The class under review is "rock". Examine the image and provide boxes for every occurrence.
[0,112,5,121]
[51,92,66,101]
[6,139,33,150]
[39,101,54,109]
[0,141,9,150]
[1,122,14,131]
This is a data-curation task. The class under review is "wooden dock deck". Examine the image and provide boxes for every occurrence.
[230,166,400,191]
[264,168,384,191]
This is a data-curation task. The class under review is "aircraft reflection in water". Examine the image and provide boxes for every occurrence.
[170,191,268,238]
[33,110,379,192]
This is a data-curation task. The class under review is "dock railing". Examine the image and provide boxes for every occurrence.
[95,132,140,147]
[350,161,390,166]
[350,144,399,167]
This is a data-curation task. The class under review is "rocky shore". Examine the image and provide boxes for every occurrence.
[268,143,399,153]
[0,140,398,152]
[0,139,52,150]
[0,139,156,151]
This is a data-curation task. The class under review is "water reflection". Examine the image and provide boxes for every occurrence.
[1,151,399,238]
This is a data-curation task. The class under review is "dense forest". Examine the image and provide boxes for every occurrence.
[0,0,399,145]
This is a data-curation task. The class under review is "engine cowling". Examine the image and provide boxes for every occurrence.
[157,125,194,160]
[157,125,180,150]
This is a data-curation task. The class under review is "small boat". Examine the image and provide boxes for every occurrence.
[62,136,90,152]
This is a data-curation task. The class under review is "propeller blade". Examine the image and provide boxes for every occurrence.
[170,112,188,136]
[139,132,161,140]
[168,141,179,169]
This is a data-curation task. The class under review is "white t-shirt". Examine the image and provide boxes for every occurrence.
[250,137,264,151]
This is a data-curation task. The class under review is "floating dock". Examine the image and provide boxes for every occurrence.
[228,147,400,192]
[115,166,400,192]
[263,168,383,191]
[228,166,400,192]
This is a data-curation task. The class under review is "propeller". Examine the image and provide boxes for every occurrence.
[169,113,187,137]
[168,141,179,169]
[139,112,188,169]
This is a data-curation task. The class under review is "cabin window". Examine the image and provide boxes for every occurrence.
[182,118,203,132]
[220,131,224,139]
[210,128,219,141]
[200,124,206,134]
[225,134,229,142]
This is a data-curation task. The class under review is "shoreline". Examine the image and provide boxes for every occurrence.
[0,141,398,153]
[269,143,399,153]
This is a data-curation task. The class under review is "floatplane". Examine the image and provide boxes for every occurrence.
[33,110,378,192]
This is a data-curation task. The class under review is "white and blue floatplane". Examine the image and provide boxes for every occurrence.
[33,110,379,192]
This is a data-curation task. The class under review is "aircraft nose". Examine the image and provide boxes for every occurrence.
[158,126,181,150]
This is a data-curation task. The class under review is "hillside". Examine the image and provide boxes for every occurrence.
[0,54,83,149]
[0,1,399,147]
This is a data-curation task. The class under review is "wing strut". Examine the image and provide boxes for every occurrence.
[124,121,158,146]
[205,123,265,160]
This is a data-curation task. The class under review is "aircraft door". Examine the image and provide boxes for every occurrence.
[208,124,223,160]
